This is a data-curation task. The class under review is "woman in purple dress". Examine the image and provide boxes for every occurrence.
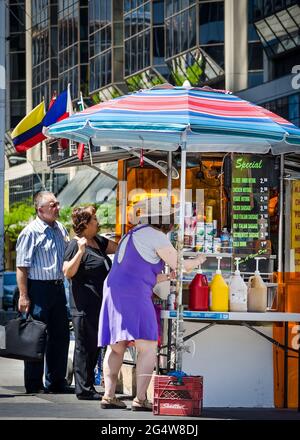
[98,198,206,411]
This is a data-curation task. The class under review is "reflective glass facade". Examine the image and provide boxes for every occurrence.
[254,1,300,56]
[9,0,26,130]
[89,0,125,101]
[248,0,264,87]
[264,93,300,127]
[251,0,300,81]
[58,0,88,99]
[124,0,169,91]
[13,1,300,130]
[7,1,26,165]
[165,0,224,87]
[32,0,58,107]
[124,0,151,76]
[9,173,68,205]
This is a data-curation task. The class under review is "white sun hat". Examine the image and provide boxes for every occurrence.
[134,197,178,220]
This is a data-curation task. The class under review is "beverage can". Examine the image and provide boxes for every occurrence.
[196,221,205,236]
[205,222,214,237]
[167,292,176,310]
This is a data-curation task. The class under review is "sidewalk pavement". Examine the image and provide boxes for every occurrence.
[1,357,300,420]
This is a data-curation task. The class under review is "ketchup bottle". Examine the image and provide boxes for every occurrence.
[189,264,209,311]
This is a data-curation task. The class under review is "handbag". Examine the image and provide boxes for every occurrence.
[153,280,170,300]
[0,314,47,362]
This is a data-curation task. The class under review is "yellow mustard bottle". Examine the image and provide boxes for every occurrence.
[210,256,229,312]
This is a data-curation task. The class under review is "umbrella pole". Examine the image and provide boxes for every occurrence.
[167,151,172,202]
[278,154,285,283]
[175,146,186,371]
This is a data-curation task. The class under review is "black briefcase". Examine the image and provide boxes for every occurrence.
[0,315,47,362]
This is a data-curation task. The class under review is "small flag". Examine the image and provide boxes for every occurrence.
[77,91,85,112]
[43,85,73,127]
[44,84,73,149]
[11,101,46,153]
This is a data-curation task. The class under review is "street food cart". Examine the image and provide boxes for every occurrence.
[46,84,300,408]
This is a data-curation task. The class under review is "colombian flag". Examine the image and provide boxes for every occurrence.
[11,101,46,153]
[12,85,73,153]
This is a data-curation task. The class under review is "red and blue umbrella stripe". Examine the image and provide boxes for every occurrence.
[46,85,300,153]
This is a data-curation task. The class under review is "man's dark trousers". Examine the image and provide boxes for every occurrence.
[25,280,70,393]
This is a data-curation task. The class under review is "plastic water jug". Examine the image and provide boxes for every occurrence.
[248,257,267,312]
[210,256,229,312]
[189,264,209,311]
[229,257,248,312]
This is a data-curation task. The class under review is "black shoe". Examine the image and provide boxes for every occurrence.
[25,388,45,395]
[77,392,101,401]
[45,386,74,394]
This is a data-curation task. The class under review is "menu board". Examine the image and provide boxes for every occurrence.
[291,181,300,272]
[231,154,276,260]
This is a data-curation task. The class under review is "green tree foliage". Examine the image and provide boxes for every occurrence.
[96,201,116,231]
[4,201,35,244]
[4,201,117,243]
[58,205,73,234]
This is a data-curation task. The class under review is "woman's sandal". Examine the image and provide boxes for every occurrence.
[100,396,127,409]
[131,397,152,411]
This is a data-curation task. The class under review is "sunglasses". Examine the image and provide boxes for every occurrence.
[42,201,60,208]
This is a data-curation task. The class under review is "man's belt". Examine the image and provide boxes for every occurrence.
[29,279,64,286]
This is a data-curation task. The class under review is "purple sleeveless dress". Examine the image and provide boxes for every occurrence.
[98,225,164,346]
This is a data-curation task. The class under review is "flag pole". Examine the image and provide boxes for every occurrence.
[88,139,94,166]
[79,91,85,111]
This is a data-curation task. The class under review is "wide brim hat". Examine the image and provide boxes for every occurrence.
[134,197,179,219]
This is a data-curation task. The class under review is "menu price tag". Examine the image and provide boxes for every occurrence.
[231,155,274,257]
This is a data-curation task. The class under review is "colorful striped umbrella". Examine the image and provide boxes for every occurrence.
[46,84,300,154]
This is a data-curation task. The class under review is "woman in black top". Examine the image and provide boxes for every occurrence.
[63,206,117,400]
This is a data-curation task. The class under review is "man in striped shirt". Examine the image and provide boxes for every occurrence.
[16,191,70,394]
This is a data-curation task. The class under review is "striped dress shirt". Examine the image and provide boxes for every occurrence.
[16,216,69,280]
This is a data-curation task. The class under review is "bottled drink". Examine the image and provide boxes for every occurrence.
[220,227,230,252]
[167,292,176,310]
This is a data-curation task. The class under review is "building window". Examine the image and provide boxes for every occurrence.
[248,0,264,87]
[89,0,114,93]
[264,93,300,127]
[124,0,152,77]
[165,1,224,87]
[32,0,56,107]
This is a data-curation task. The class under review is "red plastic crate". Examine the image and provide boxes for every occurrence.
[153,375,203,417]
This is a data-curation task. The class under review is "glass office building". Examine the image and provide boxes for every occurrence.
[89,0,127,102]
[5,1,299,175]
[241,0,300,126]
[58,0,88,99]
[252,0,299,79]
[8,0,26,129]
[32,0,89,107]
[124,0,171,91]
[6,0,27,166]
[165,0,225,87]
[32,0,58,107]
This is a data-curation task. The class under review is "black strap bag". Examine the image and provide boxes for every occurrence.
[0,314,47,362]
